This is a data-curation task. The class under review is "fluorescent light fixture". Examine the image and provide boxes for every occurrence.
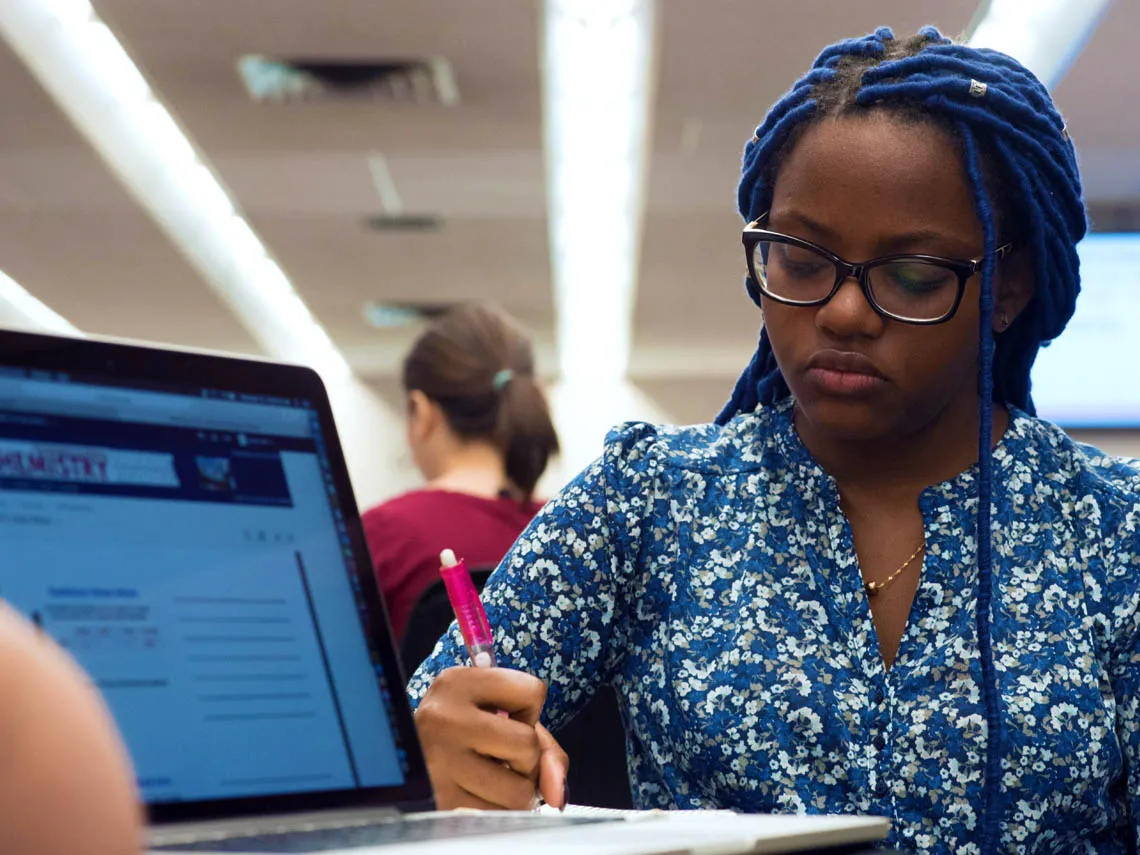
[134,100,199,166]
[38,0,92,27]
[967,0,1113,88]
[0,0,351,380]
[543,0,656,381]
[545,376,674,488]
[0,268,80,335]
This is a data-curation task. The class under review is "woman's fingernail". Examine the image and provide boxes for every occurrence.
[561,779,570,812]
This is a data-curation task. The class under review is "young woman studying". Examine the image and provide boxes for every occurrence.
[407,28,1137,854]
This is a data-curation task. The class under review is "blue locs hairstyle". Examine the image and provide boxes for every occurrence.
[715,26,1086,855]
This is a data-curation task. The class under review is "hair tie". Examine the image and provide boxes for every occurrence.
[492,369,514,393]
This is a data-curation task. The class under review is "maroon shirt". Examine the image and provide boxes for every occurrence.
[361,490,543,640]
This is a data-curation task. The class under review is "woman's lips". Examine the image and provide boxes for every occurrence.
[804,350,887,396]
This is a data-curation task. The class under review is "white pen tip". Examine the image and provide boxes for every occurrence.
[440,548,458,568]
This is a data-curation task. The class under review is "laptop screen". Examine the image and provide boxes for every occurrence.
[0,365,413,807]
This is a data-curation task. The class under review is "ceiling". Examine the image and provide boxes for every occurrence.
[0,0,1136,426]
[0,38,261,353]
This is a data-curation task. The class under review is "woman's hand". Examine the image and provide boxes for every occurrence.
[414,667,569,811]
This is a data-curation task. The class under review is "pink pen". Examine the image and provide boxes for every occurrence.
[441,549,548,807]
[439,549,497,669]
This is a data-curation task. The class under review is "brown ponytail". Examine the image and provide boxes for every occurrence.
[401,304,560,500]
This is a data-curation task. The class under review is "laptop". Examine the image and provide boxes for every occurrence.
[0,329,889,855]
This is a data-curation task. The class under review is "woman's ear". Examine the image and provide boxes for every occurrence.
[993,249,1035,334]
[406,390,438,444]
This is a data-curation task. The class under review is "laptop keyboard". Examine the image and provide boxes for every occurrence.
[154,812,611,852]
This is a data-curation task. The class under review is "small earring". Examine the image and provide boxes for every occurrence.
[997,311,1010,330]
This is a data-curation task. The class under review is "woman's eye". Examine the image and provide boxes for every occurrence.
[773,246,827,275]
[884,263,953,292]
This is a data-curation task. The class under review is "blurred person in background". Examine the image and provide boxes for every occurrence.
[0,603,140,854]
[362,304,560,643]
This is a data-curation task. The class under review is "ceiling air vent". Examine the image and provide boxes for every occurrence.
[363,302,453,329]
[361,153,443,232]
[237,56,459,106]
[363,214,441,231]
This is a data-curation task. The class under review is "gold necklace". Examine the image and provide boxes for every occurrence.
[863,541,925,597]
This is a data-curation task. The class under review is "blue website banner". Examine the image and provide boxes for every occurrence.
[0,411,306,507]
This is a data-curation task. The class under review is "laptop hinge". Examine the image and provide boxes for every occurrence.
[147,806,404,847]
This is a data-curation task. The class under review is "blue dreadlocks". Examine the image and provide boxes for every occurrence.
[715,26,1087,855]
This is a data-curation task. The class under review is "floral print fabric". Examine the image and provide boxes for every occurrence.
[407,398,1140,854]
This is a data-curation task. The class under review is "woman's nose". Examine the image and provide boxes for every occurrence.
[813,275,885,339]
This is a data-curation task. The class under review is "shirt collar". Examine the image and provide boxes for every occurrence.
[762,396,1030,510]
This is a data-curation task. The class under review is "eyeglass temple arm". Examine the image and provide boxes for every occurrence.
[743,212,770,230]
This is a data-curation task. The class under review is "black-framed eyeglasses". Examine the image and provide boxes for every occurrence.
[742,216,1013,325]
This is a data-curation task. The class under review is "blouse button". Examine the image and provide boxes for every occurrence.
[872,733,886,751]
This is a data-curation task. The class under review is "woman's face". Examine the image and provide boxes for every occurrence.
[762,111,1016,444]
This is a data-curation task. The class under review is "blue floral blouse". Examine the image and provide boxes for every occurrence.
[407,397,1140,854]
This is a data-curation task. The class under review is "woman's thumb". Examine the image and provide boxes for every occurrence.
[535,722,570,810]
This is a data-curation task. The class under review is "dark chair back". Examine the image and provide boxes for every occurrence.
[400,567,633,809]
[400,566,495,681]
[549,685,633,808]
